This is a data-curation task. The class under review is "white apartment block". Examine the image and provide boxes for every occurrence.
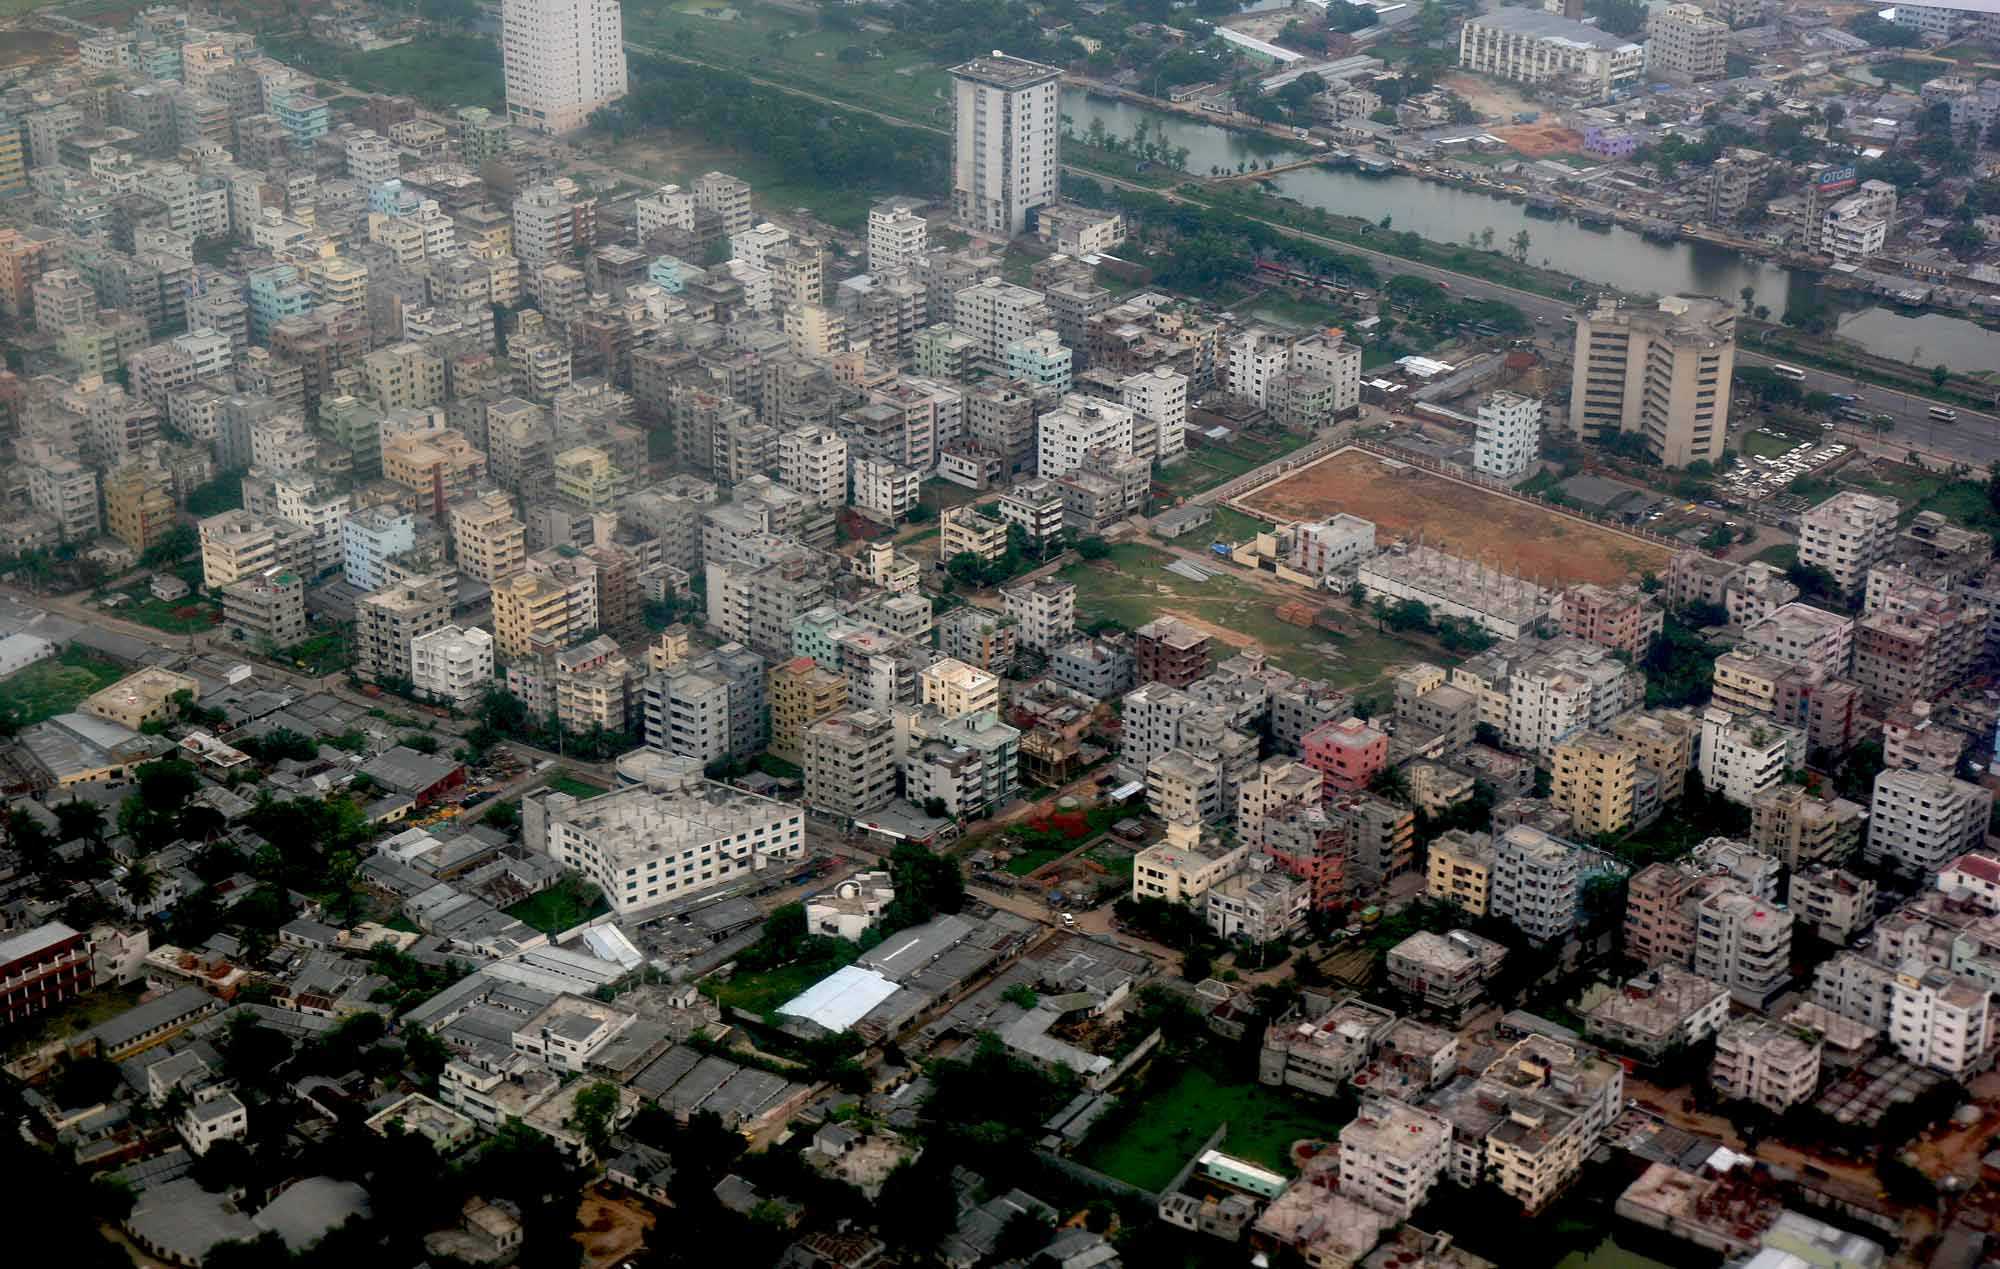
[500,0,628,133]
[1037,394,1135,479]
[1338,1096,1451,1220]
[1121,366,1189,466]
[1698,706,1804,806]
[1002,579,1076,654]
[1711,1018,1821,1111]
[1489,825,1580,943]
[849,455,921,524]
[1473,391,1541,480]
[778,425,849,509]
[1743,601,1853,673]
[868,198,928,275]
[1819,182,1898,263]
[411,624,496,707]
[635,184,693,238]
[1865,769,1994,876]
[1799,491,1899,592]
[1293,514,1378,579]
[1225,328,1293,409]
[950,54,1061,237]
[952,278,1052,365]
[1890,964,1995,1077]
[1131,822,1246,904]
[1693,887,1793,1006]
[1290,332,1363,417]
[539,772,804,914]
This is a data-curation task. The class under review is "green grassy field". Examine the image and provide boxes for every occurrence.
[1060,543,1422,686]
[113,588,222,634]
[1739,430,1802,460]
[545,773,609,800]
[1004,846,1069,876]
[1205,506,1274,546]
[1078,1066,1341,1191]
[277,628,353,676]
[624,0,952,120]
[1158,432,1316,501]
[504,878,609,934]
[706,944,860,1016]
[262,34,505,111]
[0,648,129,728]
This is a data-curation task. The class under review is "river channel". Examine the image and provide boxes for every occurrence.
[1062,89,2000,365]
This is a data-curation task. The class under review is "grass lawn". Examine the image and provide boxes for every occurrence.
[1739,430,1802,460]
[546,773,609,800]
[1078,1065,1340,1191]
[1004,846,1070,876]
[276,628,354,676]
[114,589,222,634]
[263,34,505,110]
[1206,506,1274,546]
[1157,432,1315,501]
[1,983,147,1057]
[0,648,128,727]
[1059,543,1423,686]
[1752,543,1797,568]
[1246,291,1356,332]
[1084,844,1135,881]
[505,878,610,934]
[622,0,952,141]
[706,944,860,1016]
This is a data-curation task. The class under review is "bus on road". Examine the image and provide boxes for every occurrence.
[1929,407,1959,423]
[1771,364,1807,382]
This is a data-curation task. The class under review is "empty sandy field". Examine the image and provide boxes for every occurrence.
[1490,121,1588,158]
[1235,448,1670,586]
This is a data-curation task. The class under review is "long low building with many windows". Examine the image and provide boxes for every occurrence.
[532,760,804,913]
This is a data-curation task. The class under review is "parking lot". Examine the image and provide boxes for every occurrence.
[1720,430,1850,502]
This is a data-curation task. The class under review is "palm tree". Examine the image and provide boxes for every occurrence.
[119,863,159,911]
[1510,229,1532,263]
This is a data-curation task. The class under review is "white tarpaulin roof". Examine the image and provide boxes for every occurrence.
[776,964,900,1032]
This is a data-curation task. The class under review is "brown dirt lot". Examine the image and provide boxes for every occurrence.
[574,1189,654,1268]
[1491,121,1587,158]
[1236,448,1670,586]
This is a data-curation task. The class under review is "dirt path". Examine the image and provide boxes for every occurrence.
[574,1187,654,1268]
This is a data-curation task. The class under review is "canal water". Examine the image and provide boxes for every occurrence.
[1061,88,1998,365]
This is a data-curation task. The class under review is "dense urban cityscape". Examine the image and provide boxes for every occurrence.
[3,0,2000,1265]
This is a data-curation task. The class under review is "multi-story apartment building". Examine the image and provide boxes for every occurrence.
[1236,757,1323,851]
[1472,390,1542,479]
[1338,1097,1451,1221]
[1130,615,1210,688]
[1569,295,1735,467]
[1646,3,1728,80]
[1002,578,1076,654]
[500,0,628,134]
[768,656,849,764]
[449,491,529,585]
[1558,583,1661,660]
[1550,731,1639,837]
[1420,821,1503,920]
[219,568,306,650]
[777,425,849,510]
[1489,825,1582,943]
[918,658,1000,719]
[0,922,93,1025]
[1788,866,1877,944]
[1693,886,1793,1006]
[197,509,314,590]
[803,708,899,821]
[1711,1018,1821,1110]
[411,625,495,707]
[355,582,451,684]
[1889,965,1995,1077]
[342,505,416,593]
[1454,1034,1624,1213]
[1623,863,1702,968]
[1743,601,1854,673]
[949,54,1061,236]
[1302,717,1388,793]
[102,465,177,553]
[1865,769,1994,876]
[1583,965,1730,1061]
[1799,491,1899,593]
[28,459,101,543]
[1386,928,1508,1017]
[491,569,589,659]
[538,769,802,914]
[952,278,1053,366]
[1697,706,1803,805]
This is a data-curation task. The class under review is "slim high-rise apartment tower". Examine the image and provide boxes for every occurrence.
[502,0,629,134]
[950,53,1062,238]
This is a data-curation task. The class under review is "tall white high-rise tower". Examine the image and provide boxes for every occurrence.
[949,53,1061,238]
[501,0,629,134]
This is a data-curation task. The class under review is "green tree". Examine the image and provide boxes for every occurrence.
[571,1080,621,1158]
[54,799,106,845]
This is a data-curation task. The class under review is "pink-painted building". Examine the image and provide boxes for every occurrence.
[1303,716,1389,793]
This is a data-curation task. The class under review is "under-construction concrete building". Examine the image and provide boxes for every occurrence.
[1357,543,1560,639]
